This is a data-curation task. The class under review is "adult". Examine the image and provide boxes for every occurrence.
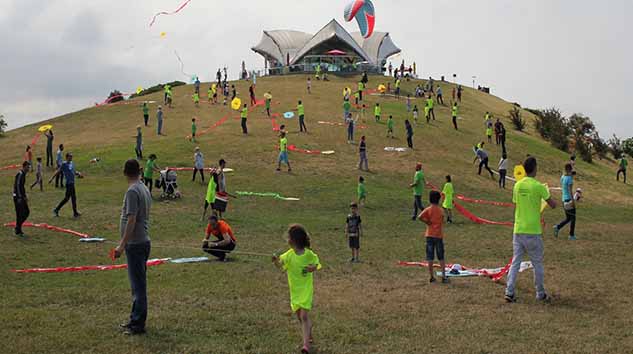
[554,163,576,240]
[249,85,256,106]
[358,136,368,171]
[135,126,143,160]
[114,159,152,335]
[241,104,248,135]
[436,86,444,105]
[473,146,495,179]
[451,102,459,130]
[494,118,503,145]
[142,102,149,126]
[45,129,54,167]
[202,214,236,261]
[457,85,463,102]
[216,68,222,85]
[505,157,556,303]
[214,159,235,218]
[358,81,365,101]
[12,161,30,236]
[297,100,307,133]
[50,152,82,218]
[55,144,64,188]
[156,106,164,135]
[194,77,200,95]
[409,163,425,220]
[426,95,436,121]
[405,119,414,149]
[500,124,507,154]
[231,85,236,100]
[193,147,205,183]
[617,156,627,183]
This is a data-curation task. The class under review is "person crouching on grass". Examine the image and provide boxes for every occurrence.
[346,202,363,263]
[202,213,236,262]
[273,224,321,354]
[419,190,449,283]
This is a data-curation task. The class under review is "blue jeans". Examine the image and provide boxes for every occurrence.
[413,195,424,219]
[157,119,163,135]
[126,242,151,330]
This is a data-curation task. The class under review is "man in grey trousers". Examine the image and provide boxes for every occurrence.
[114,159,152,335]
[156,106,164,135]
[505,157,556,303]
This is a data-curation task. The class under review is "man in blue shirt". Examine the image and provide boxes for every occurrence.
[554,163,576,240]
[49,152,82,218]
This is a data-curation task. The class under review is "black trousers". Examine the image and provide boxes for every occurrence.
[46,146,53,167]
[13,197,29,234]
[617,168,627,183]
[192,168,205,182]
[55,164,64,187]
[55,184,78,215]
[135,147,143,160]
[557,208,576,236]
[429,108,436,120]
[501,137,507,155]
[144,177,153,193]
[203,241,236,261]
[452,116,458,130]
[407,135,413,149]
[241,118,248,134]
[126,242,151,330]
[478,158,494,177]
[143,114,149,126]
[299,116,307,132]
[359,91,363,101]
[499,169,507,188]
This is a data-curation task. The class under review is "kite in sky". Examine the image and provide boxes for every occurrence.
[149,0,192,27]
[344,0,375,38]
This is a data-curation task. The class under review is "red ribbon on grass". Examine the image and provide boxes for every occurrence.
[12,259,169,274]
[3,222,90,238]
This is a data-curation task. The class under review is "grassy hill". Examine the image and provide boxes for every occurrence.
[1,75,632,354]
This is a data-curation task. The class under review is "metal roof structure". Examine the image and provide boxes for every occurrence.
[251,19,401,66]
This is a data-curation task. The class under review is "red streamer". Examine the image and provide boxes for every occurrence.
[287,145,321,155]
[3,222,90,238]
[166,167,218,172]
[12,259,168,274]
[186,114,229,139]
[149,0,192,27]
[0,164,20,171]
[271,113,280,131]
[452,202,513,227]
[31,133,42,147]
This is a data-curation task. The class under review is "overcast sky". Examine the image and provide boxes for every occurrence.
[2,0,631,138]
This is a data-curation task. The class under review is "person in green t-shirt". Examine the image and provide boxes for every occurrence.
[193,92,200,107]
[163,84,170,105]
[505,157,556,303]
[240,104,248,135]
[426,95,435,120]
[387,115,395,138]
[207,87,213,102]
[442,175,454,224]
[297,100,307,133]
[357,176,367,206]
[617,156,628,183]
[343,100,351,119]
[374,103,381,122]
[190,118,197,143]
[451,102,458,130]
[201,169,217,221]
[272,224,321,354]
[395,78,401,99]
[277,131,291,172]
[143,154,159,195]
[409,162,426,220]
[142,102,149,126]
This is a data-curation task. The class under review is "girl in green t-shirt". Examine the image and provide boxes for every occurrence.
[273,224,321,354]
[442,175,454,224]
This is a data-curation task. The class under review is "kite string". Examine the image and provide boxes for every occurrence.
[102,240,273,258]
[174,50,191,77]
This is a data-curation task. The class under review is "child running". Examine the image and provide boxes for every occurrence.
[272,224,321,354]
[193,92,200,107]
[345,202,363,263]
[419,190,448,283]
[357,176,366,206]
[30,157,43,191]
[441,175,454,224]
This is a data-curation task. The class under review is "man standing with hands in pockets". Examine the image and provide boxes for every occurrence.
[113,159,153,335]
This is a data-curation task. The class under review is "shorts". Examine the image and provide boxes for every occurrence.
[425,237,444,261]
[278,151,289,164]
[348,235,360,249]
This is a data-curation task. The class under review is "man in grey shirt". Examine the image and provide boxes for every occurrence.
[114,159,152,335]
[156,106,164,135]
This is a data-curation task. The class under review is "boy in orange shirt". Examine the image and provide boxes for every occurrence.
[419,190,448,283]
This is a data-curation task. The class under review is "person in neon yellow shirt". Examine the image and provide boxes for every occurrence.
[201,170,217,221]
[505,157,556,303]
[386,115,394,138]
[426,95,435,120]
[297,100,307,133]
[374,103,381,122]
[277,131,291,172]
[451,102,459,130]
[442,175,454,223]
[211,84,218,104]
[358,81,365,101]
[273,224,321,354]
[207,87,212,102]
[240,104,248,135]
[192,92,200,107]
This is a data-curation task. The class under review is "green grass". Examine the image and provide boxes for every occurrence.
[1,75,632,353]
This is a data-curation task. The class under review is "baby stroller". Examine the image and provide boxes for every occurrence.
[157,169,181,199]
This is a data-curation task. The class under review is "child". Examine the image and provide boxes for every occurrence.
[486,116,493,143]
[441,175,454,223]
[419,190,448,283]
[346,113,354,144]
[265,92,272,117]
[452,102,459,130]
[498,153,509,189]
[346,202,363,262]
[424,104,430,124]
[144,154,159,195]
[191,118,197,143]
[359,136,368,171]
[212,84,218,104]
[413,105,419,124]
[374,103,381,122]
[207,87,213,102]
[24,146,33,169]
[406,95,411,112]
[30,157,43,191]
[360,104,366,123]
[241,104,248,135]
[386,115,394,138]
[272,224,321,354]
[357,176,366,206]
[193,92,200,107]
[307,77,312,94]
[135,126,143,160]
[277,131,292,172]
[193,147,205,183]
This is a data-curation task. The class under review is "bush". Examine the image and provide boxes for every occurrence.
[592,133,608,160]
[608,135,623,160]
[533,108,572,152]
[130,81,186,99]
[623,138,633,157]
[575,138,592,163]
[509,107,526,131]
[0,114,7,135]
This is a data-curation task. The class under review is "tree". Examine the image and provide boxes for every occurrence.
[623,138,633,157]
[591,133,608,160]
[608,135,623,160]
[509,107,526,131]
[0,114,7,136]
[568,113,598,162]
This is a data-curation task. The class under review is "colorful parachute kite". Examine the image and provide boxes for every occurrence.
[344,0,376,39]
